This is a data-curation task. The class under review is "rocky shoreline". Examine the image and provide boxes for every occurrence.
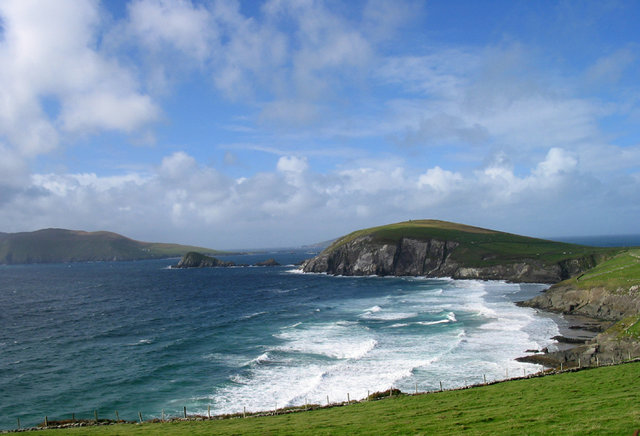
[515,303,640,368]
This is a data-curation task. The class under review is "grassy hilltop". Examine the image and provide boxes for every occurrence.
[325,219,620,268]
[0,229,224,264]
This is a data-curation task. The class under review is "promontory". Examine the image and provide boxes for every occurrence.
[301,219,640,367]
[301,220,617,283]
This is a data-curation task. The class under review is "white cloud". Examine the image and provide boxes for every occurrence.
[417,166,463,192]
[126,0,212,60]
[533,148,578,178]
[0,0,158,157]
[277,156,308,174]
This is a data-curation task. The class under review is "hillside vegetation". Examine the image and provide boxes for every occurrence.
[21,363,640,435]
[0,229,224,264]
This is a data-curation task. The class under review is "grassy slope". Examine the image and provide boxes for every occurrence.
[549,249,640,340]
[24,363,640,435]
[566,249,640,290]
[326,220,620,267]
[0,229,225,264]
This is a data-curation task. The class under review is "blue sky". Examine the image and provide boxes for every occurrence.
[0,0,639,249]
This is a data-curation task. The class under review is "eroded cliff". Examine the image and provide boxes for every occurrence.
[301,235,597,283]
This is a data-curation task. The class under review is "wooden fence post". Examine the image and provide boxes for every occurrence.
[44,416,48,427]
[347,393,350,404]
[115,410,120,422]
[483,374,487,385]
[138,411,143,423]
[94,410,98,423]
[208,405,211,419]
[439,381,443,391]
[327,395,330,406]
[243,406,246,418]
[17,418,20,430]
[183,406,187,419]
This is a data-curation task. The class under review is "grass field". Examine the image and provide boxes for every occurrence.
[22,362,640,435]
[325,220,620,268]
[568,249,640,290]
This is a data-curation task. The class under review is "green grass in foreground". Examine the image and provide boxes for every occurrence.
[25,362,640,435]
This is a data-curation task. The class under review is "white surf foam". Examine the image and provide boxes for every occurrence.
[202,278,560,417]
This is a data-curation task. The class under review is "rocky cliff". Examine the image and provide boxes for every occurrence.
[301,235,597,283]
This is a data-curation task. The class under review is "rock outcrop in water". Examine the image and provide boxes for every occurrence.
[255,258,280,266]
[301,235,596,283]
[173,252,235,268]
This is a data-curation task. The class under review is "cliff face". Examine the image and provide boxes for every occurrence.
[301,236,595,283]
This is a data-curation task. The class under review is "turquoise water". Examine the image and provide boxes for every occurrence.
[0,253,556,430]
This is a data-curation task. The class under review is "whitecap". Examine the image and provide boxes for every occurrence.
[361,311,418,321]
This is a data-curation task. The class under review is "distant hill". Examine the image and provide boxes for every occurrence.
[0,228,225,264]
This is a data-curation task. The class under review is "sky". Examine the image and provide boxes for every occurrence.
[0,0,639,249]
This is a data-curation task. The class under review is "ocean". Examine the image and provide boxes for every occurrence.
[1,252,559,430]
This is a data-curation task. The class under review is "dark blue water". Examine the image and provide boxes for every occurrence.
[549,234,640,247]
[0,253,556,430]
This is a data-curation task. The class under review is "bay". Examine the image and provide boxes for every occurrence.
[0,253,556,430]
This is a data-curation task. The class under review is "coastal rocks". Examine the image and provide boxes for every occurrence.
[518,333,640,368]
[301,235,593,283]
[173,252,283,268]
[255,258,280,267]
[518,284,640,367]
[520,284,640,320]
[173,252,235,268]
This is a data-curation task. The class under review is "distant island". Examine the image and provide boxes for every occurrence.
[0,228,226,264]
[172,251,280,268]
[301,219,640,368]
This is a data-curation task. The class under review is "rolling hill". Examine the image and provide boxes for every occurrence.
[0,228,225,264]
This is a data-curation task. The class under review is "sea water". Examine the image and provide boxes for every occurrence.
[0,253,557,429]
